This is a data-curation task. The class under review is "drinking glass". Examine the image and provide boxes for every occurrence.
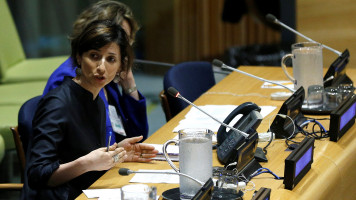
[281,42,323,98]
[338,84,355,101]
[307,85,324,109]
[324,87,342,110]
[163,128,213,199]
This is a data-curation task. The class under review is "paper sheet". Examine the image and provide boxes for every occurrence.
[261,80,294,90]
[83,188,122,199]
[173,105,276,132]
[144,143,179,162]
[83,188,160,200]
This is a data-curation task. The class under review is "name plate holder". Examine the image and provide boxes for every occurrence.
[329,94,356,142]
[284,137,315,190]
[251,187,271,200]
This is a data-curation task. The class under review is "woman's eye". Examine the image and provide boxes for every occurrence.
[90,53,100,60]
[107,57,116,63]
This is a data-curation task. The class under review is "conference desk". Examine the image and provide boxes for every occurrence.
[77,66,356,200]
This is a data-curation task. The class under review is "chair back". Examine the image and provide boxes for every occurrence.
[18,95,42,155]
[0,94,39,191]
[163,61,215,120]
[159,90,172,121]
[10,126,25,181]
[0,0,26,81]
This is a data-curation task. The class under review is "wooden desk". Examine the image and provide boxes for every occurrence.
[77,66,356,200]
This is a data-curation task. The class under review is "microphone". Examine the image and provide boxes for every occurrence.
[167,87,249,138]
[266,14,342,56]
[134,59,174,67]
[212,59,295,93]
[118,168,205,186]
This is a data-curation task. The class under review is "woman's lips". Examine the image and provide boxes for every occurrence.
[95,75,106,82]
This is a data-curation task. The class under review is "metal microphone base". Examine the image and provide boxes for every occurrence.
[162,187,180,200]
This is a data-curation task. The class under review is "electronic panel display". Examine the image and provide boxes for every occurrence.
[329,94,356,141]
[339,102,356,130]
[269,87,306,138]
[251,187,271,200]
[284,137,315,190]
[324,49,352,88]
[294,147,313,178]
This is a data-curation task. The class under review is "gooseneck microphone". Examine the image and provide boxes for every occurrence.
[212,59,295,93]
[134,59,174,67]
[266,14,342,56]
[167,87,249,138]
[118,168,204,186]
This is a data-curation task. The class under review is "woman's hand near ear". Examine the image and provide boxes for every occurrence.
[119,69,139,100]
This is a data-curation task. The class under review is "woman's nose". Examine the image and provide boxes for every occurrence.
[97,58,105,73]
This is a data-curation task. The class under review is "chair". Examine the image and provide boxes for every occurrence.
[0,0,67,83]
[17,95,42,155]
[0,134,4,165]
[11,127,25,182]
[159,90,173,121]
[0,127,24,191]
[0,96,41,191]
[161,61,215,121]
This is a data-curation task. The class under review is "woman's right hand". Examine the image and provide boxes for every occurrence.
[47,143,127,187]
[84,143,127,171]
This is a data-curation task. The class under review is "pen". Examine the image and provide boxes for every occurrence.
[107,132,112,152]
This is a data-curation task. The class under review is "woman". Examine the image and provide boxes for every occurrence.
[26,20,157,200]
[43,0,148,145]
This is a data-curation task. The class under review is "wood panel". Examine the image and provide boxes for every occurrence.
[297,0,356,69]
[144,0,280,64]
[143,0,356,71]
[172,0,280,63]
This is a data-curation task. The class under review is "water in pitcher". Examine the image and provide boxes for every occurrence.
[293,47,323,97]
[179,137,212,199]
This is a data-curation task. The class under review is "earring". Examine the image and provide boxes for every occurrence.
[113,73,120,83]
[75,67,82,76]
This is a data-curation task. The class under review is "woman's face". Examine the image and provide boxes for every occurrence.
[76,42,121,95]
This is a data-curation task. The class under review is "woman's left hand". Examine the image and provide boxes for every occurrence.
[118,69,139,100]
[117,136,158,162]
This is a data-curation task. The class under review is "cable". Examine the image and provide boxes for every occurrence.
[264,114,297,154]
[284,137,301,150]
[299,118,329,139]
[249,168,283,180]
[306,117,330,121]
[243,180,256,192]
[225,162,237,170]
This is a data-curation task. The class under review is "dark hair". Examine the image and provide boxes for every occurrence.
[71,0,139,43]
[71,20,133,73]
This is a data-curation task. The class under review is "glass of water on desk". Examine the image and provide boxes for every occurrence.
[307,85,324,109]
[338,84,355,101]
[324,87,342,110]
[163,128,213,199]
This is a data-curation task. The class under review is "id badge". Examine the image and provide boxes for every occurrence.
[108,105,126,136]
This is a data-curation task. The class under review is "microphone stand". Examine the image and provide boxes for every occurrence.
[133,59,230,76]
[266,14,342,56]
[168,87,249,138]
[120,169,205,186]
[213,59,295,93]
[134,59,174,67]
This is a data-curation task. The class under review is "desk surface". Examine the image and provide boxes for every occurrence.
[76,66,356,200]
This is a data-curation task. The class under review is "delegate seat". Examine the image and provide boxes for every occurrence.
[160,61,216,121]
